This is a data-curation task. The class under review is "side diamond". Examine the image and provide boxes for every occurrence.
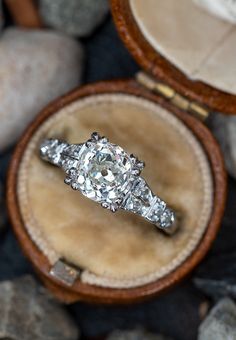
[159,210,175,228]
[40,139,68,166]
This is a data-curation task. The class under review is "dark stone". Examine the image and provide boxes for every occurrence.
[194,278,236,301]
[69,282,202,340]
[198,298,236,340]
[193,175,236,300]
[39,0,109,37]
[107,328,173,340]
[0,276,79,340]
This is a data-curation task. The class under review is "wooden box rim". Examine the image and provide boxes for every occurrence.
[111,0,236,115]
[7,79,226,304]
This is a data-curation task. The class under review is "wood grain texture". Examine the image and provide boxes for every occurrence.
[7,79,226,304]
[111,0,236,115]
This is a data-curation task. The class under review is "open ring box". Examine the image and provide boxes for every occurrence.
[7,0,229,304]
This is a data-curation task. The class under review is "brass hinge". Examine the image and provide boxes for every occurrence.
[136,72,209,121]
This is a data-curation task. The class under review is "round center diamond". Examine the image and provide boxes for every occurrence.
[77,141,132,203]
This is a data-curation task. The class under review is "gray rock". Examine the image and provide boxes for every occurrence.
[210,113,236,178]
[0,275,79,340]
[39,0,109,37]
[107,329,173,340]
[0,28,83,151]
[194,278,236,301]
[198,298,236,340]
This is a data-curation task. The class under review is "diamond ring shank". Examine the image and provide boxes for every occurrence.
[39,132,177,235]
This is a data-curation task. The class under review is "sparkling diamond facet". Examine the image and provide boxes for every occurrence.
[76,140,132,204]
[159,210,174,228]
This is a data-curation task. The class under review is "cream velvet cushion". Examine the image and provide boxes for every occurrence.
[130,0,236,94]
[17,94,213,288]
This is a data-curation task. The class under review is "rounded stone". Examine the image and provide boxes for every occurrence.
[0,28,83,151]
[77,141,132,204]
[39,0,109,37]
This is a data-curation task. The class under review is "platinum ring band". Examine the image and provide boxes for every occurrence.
[39,132,177,235]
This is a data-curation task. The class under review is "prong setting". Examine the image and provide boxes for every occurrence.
[85,140,94,147]
[101,202,119,213]
[91,132,101,141]
[100,136,109,143]
[130,154,145,176]
[64,177,71,185]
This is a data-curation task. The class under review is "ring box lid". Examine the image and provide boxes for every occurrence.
[111,0,236,115]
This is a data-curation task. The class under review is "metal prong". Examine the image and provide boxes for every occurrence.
[132,169,140,176]
[101,202,109,209]
[136,160,145,170]
[130,154,138,164]
[110,203,118,213]
[115,197,123,206]
[71,182,79,190]
[91,132,100,141]
[85,140,94,147]
[64,177,71,185]
[100,136,109,143]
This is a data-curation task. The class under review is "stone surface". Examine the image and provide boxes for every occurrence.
[194,278,236,301]
[210,113,236,179]
[194,0,236,24]
[0,28,83,151]
[198,298,236,340]
[39,0,109,37]
[107,329,173,340]
[193,175,236,302]
[0,275,79,340]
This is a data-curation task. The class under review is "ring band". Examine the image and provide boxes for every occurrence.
[39,132,177,235]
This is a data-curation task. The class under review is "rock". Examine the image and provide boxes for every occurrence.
[39,0,109,37]
[194,278,236,301]
[193,247,236,301]
[194,0,236,24]
[0,28,83,151]
[107,329,173,340]
[198,298,236,340]
[210,113,236,179]
[0,275,79,339]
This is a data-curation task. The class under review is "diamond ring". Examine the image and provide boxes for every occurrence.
[39,132,177,234]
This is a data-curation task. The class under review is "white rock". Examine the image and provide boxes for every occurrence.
[198,298,236,340]
[211,113,236,178]
[0,28,83,151]
[194,0,236,24]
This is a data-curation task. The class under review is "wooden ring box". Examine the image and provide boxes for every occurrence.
[7,0,229,304]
